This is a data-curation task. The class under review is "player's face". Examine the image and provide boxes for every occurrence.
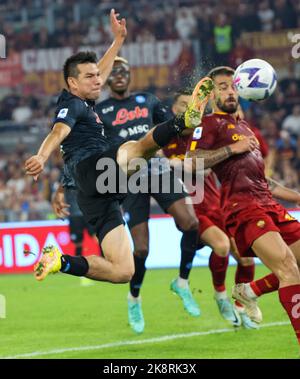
[73,63,102,100]
[172,94,191,115]
[212,74,238,114]
[108,62,130,94]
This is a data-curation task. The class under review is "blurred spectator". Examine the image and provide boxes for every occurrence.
[175,7,197,40]
[282,105,300,138]
[275,130,298,188]
[228,36,253,68]
[213,13,233,65]
[258,0,275,31]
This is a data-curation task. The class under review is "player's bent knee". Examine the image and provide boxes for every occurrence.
[113,267,135,283]
[134,249,149,259]
[178,217,199,232]
[213,240,230,257]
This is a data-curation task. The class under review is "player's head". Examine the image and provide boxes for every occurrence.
[207,66,238,114]
[107,56,130,94]
[63,51,102,100]
[172,89,192,115]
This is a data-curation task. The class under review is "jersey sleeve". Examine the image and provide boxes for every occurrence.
[151,95,173,124]
[186,119,218,152]
[53,99,86,130]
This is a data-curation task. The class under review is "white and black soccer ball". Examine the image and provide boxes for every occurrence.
[233,59,277,101]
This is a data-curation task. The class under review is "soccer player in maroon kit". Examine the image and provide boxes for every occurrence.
[186,66,300,346]
[164,91,259,328]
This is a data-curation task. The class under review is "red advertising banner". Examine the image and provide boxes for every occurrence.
[0,221,100,274]
[0,52,23,87]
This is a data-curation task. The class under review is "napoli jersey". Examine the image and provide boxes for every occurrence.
[96,92,172,145]
[187,112,273,212]
[54,89,110,186]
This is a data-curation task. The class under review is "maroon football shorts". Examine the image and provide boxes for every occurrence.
[225,202,300,257]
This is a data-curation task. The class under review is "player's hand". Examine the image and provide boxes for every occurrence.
[51,188,70,219]
[230,136,258,155]
[110,8,127,40]
[24,155,45,180]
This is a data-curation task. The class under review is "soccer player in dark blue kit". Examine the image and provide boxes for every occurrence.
[24,14,214,296]
[96,57,201,333]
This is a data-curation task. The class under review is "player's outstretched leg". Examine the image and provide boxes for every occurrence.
[34,225,134,284]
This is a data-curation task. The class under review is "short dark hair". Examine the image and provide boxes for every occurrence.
[207,66,235,80]
[63,51,98,85]
[173,89,192,103]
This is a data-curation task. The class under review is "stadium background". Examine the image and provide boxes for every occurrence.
[0,0,300,360]
[1,0,300,272]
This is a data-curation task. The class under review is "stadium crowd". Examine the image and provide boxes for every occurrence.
[1,0,300,221]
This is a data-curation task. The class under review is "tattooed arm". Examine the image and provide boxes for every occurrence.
[267,177,300,203]
[186,146,233,170]
[186,135,258,170]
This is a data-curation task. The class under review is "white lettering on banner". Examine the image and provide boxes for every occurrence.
[142,43,155,65]
[3,235,13,267]
[43,232,62,252]
[21,42,183,73]
[15,234,39,267]
[0,232,62,269]
[22,47,73,73]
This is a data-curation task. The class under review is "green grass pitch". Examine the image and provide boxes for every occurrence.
[0,265,298,359]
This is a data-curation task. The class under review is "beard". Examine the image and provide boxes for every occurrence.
[216,98,238,114]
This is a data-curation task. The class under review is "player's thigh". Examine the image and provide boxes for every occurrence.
[288,238,300,266]
[117,141,149,174]
[251,231,298,275]
[122,193,150,229]
[200,225,230,255]
[101,224,133,268]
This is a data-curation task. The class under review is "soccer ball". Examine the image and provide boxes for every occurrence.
[233,59,277,101]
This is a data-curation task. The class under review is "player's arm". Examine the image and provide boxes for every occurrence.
[186,136,258,170]
[97,9,127,84]
[51,184,70,219]
[25,122,71,179]
[267,177,300,204]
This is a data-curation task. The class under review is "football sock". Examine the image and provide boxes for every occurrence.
[130,255,147,298]
[179,229,198,279]
[214,290,228,300]
[152,116,185,147]
[75,245,83,257]
[250,273,280,296]
[60,255,89,276]
[209,251,229,292]
[235,262,255,284]
[177,277,189,289]
[279,284,300,344]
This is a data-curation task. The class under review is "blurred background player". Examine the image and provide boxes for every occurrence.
[186,66,300,346]
[96,57,201,334]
